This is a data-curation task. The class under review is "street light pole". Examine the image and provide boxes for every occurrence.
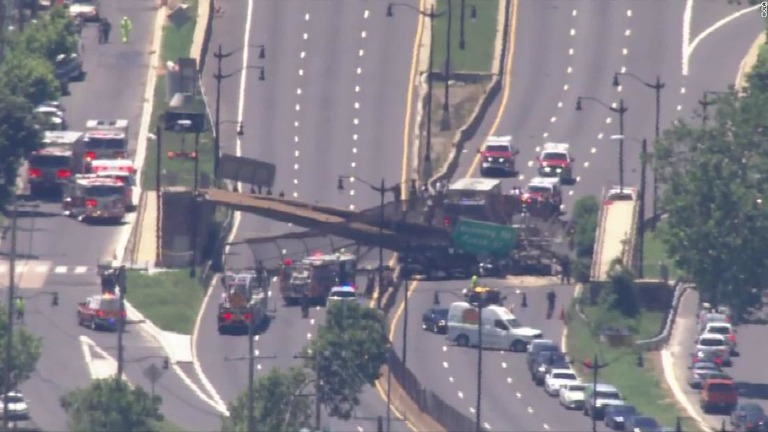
[402,282,409,367]
[698,91,719,129]
[584,354,608,432]
[3,197,17,431]
[617,98,627,192]
[440,0,453,131]
[475,301,483,432]
[425,4,435,179]
[213,44,234,180]
[155,124,162,266]
[247,304,256,432]
[652,76,663,228]
[638,138,647,278]
[378,178,385,309]
[459,0,467,49]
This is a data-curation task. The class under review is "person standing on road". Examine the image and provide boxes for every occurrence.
[120,16,132,43]
[15,296,25,324]
[102,17,112,44]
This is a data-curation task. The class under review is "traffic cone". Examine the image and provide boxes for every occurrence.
[559,308,566,322]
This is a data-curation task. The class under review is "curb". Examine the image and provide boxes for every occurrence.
[735,32,766,91]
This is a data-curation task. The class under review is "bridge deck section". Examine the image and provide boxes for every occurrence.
[592,199,638,281]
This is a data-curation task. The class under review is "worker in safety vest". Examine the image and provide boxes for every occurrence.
[120,16,132,43]
[470,275,479,290]
[15,296,25,323]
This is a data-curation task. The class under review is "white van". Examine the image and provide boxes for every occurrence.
[445,302,543,352]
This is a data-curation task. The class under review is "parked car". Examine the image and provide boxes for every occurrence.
[531,351,570,385]
[696,334,732,366]
[687,361,723,389]
[421,307,448,334]
[0,391,30,420]
[559,382,587,410]
[731,403,766,432]
[624,415,661,432]
[584,383,625,420]
[543,368,579,396]
[700,378,738,414]
[698,312,729,333]
[702,322,738,355]
[604,404,638,430]
[526,339,559,370]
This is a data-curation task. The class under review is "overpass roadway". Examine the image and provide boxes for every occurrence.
[195,0,420,430]
[9,1,219,430]
[387,0,764,431]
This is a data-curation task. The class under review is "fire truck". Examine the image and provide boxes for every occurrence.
[62,175,126,223]
[217,270,269,335]
[76,119,129,171]
[536,142,576,185]
[90,159,137,211]
[279,252,357,306]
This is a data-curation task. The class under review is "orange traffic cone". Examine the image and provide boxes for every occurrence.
[559,308,566,322]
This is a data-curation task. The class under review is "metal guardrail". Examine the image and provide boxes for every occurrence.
[635,280,688,351]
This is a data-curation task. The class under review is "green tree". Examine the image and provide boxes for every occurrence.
[0,308,42,389]
[571,195,600,259]
[0,52,60,105]
[60,379,164,432]
[0,89,42,206]
[304,302,388,420]
[8,6,79,63]
[655,90,768,317]
[221,367,312,432]
[606,259,640,318]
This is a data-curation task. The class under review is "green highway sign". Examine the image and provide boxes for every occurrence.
[451,218,517,256]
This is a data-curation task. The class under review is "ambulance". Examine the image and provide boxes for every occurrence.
[89,159,137,211]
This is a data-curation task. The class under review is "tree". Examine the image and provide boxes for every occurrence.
[0,52,60,105]
[221,367,312,432]
[606,258,640,318]
[304,302,388,420]
[571,195,599,259]
[60,379,164,432]
[0,308,42,390]
[654,89,768,317]
[0,89,42,206]
[7,6,79,63]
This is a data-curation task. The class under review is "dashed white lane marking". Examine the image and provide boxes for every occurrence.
[293,179,298,184]
[567,66,572,74]
[442,361,449,368]
[449,376,454,383]
[294,136,299,142]
[584,161,590,168]
[572,9,577,16]
[292,192,299,198]
[507,377,513,384]
[606,117,612,124]
[527,406,534,413]
[294,120,299,127]
[364,9,369,18]
[357,426,364,432]
[353,118,359,125]
[299,69,304,76]
[469,407,476,413]
[515,392,522,399]
[563,84,569,91]
[294,163,299,169]
[625,29,631,36]
[54,266,66,274]
[300,51,306,59]
[295,103,301,111]
[620,66,626,73]
[681,87,686,94]
[349,204,355,210]
[352,147,358,153]
[309,318,315,325]
[569,28,575,36]
[353,134,358,140]
[356,67,362,74]
[355,85,360,92]
[354,102,360,109]
[74,266,88,274]
[568,48,574,55]
[542,132,549,138]
[484,422,491,430]
[349,189,356,195]
[617,85,623,92]
[307,332,312,339]
[622,48,628,55]
[543,424,550,430]
[568,190,574,196]
[294,150,300,156]
[303,33,308,40]
[597,133,604,139]
[677,105,682,111]
[351,162,356,168]
[458,391,464,399]
[304,12,309,20]
[591,147,596,153]
[550,116,557,123]
[527,160,534,167]
[501,362,507,368]
[361,30,367,38]
[557,101,563,108]
[627,9,632,17]
[442,345,448,351]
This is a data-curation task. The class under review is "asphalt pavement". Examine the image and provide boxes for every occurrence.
[2,1,222,430]
[196,1,420,430]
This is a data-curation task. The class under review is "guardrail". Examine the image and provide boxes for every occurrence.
[635,280,688,351]
[589,188,609,281]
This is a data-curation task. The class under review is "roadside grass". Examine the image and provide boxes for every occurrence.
[431,0,499,72]
[567,304,694,430]
[142,0,215,191]
[153,420,187,432]
[125,269,204,334]
[642,222,685,280]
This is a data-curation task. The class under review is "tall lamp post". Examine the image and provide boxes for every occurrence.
[613,72,665,228]
[576,97,629,191]
[611,135,647,278]
[698,90,730,129]
[386,2,477,176]
[337,175,399,310]
[212,43,266,179]
[582,352,644,432]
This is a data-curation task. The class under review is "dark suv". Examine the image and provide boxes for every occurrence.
[531,351,570,385]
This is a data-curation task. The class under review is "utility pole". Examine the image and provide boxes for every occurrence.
[190,130,200,278]
[475,300,483,432]
[212,44,234,180]
[116,265,127,381]
[3,197,18,431]
[378,178,385,310]
[425,5,435,179]
[247,305,255,432]
[440,0,453,131]
[617,99,627,193]
[652,75,664,230]
[401,282,409,367]
[385,350,392,432]
[638,138,647,278]
[583,354,609,432]
[155,124,162,267]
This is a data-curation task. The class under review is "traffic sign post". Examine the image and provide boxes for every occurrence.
[143,363,165,396]
[451,218,517,256]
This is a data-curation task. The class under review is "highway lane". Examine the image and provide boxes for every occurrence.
[196,1,420,429]
[3,0,209,428]
[392,279,617,432]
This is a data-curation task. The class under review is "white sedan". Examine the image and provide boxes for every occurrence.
[544,368,579,396]
[559,382,587,410]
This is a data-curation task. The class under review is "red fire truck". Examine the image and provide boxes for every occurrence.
[217,271,268,335]
[279,252,357,306]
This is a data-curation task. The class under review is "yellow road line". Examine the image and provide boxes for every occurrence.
[373,1,521,430]
[464,0,520,179]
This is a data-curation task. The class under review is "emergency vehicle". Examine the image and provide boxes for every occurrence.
[521,177,562,217]
[537,142,576,185]
[462,286,504,306]
[89,159,137,211]
[217,270,268,334]
[27,147,75,196]
[77,293,126,331]
[62,175,126,223]
[479,136,519,178]
[279,252,357,306]
[76,119,130,171]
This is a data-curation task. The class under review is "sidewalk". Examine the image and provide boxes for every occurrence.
[593,200,637,280]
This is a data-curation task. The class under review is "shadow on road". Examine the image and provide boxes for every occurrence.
[737,382,768,400]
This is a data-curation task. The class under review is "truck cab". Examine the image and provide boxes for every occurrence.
[77,293,125,331]
[279,252,357,306]
[479,135,518,178]
[537,142,575,185]
[63,175,126,223]
[217,270,268,334]
[27,147,75,196]
[90,159,137,211]
[446,302,543,352]
[77,119,129,171]
[522,177,563,217]
[700,378,738,414]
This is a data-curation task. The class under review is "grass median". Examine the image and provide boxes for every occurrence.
[642,222,685,280]
[566,304,695,430]
[142,0,215,191]
[125,269,204,334]
[431,0,499,72]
